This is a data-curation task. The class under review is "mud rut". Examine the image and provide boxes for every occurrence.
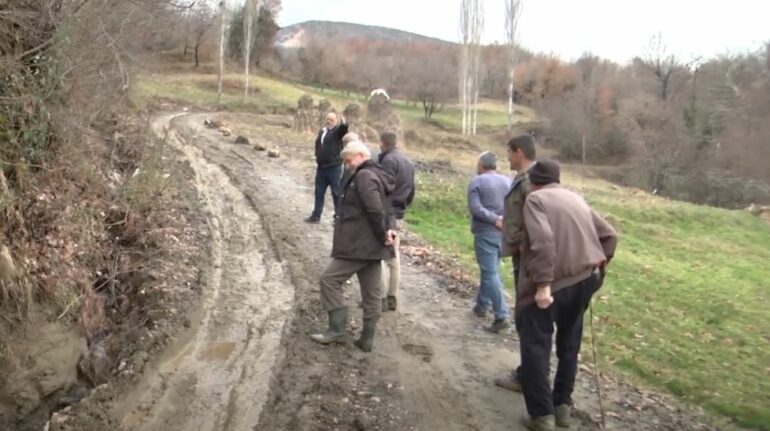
[113,114,294,430]
[111,112,695,431]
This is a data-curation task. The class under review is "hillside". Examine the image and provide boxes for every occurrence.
[275,20,452,49]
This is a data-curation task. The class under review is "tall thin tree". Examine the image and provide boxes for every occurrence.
[459,0,471,135]
[217,0,227,103]
[459,0,484,136]
[504,0,522,131]
[243,0,262,101]
[470,0,483,135]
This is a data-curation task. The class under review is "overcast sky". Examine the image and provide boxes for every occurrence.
[278,0,769,64]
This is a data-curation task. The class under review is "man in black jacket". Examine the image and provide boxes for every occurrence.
[306,112,349,223]
[377,132,415,311]
[310,141,397,352]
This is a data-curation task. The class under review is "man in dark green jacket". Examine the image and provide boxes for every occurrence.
[310,141,397,352]
[496,134,537,391]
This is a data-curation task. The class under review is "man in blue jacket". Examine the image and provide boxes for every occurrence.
[468,152,512,332]
[306,112,348,223]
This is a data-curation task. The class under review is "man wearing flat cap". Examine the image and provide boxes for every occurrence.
[515,159,618,431]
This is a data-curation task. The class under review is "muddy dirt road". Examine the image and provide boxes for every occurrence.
[111,112,719,431]
[113,113,294,430]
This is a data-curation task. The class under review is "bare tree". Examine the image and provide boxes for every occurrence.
[470,0,484,135]
[643,33,681,102]
[187,3,215,68]
[217,1,227,103]
[459,0,484,135]
[504,0,523,131]
[459,2,469,133]
[243,0,263,100]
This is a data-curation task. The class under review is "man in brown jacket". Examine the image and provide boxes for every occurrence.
[516,160,618,431]
[310,141,397,352]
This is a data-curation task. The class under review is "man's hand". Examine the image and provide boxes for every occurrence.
[495,216,503,230]
[535,285,554,309]
[598,258,611,279]
[384,229,397,246]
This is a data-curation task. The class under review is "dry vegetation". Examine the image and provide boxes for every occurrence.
[0,0,218,427]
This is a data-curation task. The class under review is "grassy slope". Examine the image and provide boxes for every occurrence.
[134,72,535,130]
[135,70,770,429]
[408,170,770,430]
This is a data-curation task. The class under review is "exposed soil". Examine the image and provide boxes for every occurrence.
[25,125,211,431]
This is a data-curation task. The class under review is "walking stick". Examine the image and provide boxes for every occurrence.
[582,138,607,429]
[588,299,607,429]
[588,267,607,429]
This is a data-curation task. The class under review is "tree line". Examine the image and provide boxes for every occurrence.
[270,33,769,207]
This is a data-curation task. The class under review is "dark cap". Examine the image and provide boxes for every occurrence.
[529,159,560,185]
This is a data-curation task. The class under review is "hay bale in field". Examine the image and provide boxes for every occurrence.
[293,94,316,133]
[366,91,402,141]
[297,94,314,111]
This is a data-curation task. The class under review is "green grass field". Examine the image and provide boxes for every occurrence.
[408,171,770,430]
[134,72,531,130]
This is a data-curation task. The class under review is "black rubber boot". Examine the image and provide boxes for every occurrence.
[354,317,378,352]
[310,307,348,344]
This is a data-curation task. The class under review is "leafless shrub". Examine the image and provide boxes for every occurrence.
[0,0,194,341]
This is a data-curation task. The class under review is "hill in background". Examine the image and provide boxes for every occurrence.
[275,20,451,49]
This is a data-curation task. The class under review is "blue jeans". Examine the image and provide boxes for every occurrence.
[312,164,342,218]
[474,233,509,320]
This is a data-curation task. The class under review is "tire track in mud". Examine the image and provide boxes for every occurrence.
[113,114,294,431]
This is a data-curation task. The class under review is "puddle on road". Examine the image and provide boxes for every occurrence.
[198,341,237,361]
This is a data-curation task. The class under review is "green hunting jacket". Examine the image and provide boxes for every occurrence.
[501,168,531,262]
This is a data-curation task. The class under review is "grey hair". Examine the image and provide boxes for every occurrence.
[478,151,497,170]
[341,140,371,159]
[342,132,360,144]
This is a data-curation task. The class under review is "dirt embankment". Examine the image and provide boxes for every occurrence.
[1,125,210,431]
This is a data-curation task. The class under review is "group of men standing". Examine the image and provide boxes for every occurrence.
[304,112,618,431]
[469,135,618,430]
[307,112,415,352]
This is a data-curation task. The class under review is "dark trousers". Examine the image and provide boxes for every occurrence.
[516,272,600,418]
[312,164,342,218]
